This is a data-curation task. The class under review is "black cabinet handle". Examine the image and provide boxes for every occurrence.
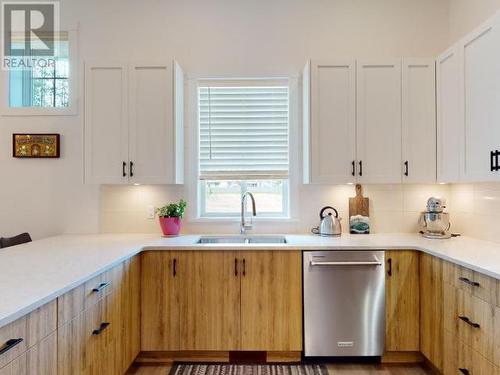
[122,161,127,177]
[242,259,246,276]
[404,161,409,177]
[351,161,355,176]
[358,161,363,177]
[459,368,470,375]
[458,277,480,287]
[130,161,134,177]
[387,258,392,276]
[92,282,110,293]
[173,258,177,277]
[234,258,238,276]
[92,322,110,335]
[491,151,495,172]
[459,316,480,329]
[0,338,23,356]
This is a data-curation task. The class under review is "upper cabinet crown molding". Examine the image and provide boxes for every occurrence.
[84,60,184,185]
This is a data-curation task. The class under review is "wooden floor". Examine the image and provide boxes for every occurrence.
[127,364,432,375]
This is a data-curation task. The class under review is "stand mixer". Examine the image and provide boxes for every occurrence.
[418,197,452,239]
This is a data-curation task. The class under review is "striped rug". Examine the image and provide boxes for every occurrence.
[169,364,328,375]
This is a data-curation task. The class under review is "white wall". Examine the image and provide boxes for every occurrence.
[0,0,480,239]
[448,0,500,42]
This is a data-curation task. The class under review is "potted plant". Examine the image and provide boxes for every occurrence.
[156,199,187,236]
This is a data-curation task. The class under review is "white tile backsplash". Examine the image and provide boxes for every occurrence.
[99,183,451,235]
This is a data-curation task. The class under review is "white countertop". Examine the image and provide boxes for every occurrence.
[1,232,500,329]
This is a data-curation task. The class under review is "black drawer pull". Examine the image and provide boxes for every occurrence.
[92,282,110,293]
[0,338,23,356]
[130,161,134,177]
[458,277,480,287]
[92,322,110,335]
[459,368,470,375]
[351,161,355,176]
[459,316,480,329]
[122,161,127,177]
[404,161,409,176]
[358,161,363,177]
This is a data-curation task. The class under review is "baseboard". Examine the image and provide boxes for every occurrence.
[135,351,302,365]
[381,351,425,364]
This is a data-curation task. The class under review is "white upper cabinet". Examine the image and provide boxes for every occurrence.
[129,62,184,184]
[85,61,184,185]
[85,63,129,184]
[303,60,356,184]
[461,12,500,181]
[402,59,436,183]
[436,46,462,183]
[356,60,402,184]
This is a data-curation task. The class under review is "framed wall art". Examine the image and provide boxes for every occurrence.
[13,134,61,158]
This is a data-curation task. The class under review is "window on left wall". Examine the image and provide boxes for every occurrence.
[2,31,77,115]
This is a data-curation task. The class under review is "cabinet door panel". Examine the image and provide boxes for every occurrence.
[436,46,462,183]
[179,251,241,351]
[385,250,420,351]
[240,251,302,351]
[129,63,174,184]
[84,63,128,184]
[141,251,180,351]
[420,253,444,371]
[310,60,356,184]
[462,14,500,181]
[357,60,402,183]
[402,59,436,183]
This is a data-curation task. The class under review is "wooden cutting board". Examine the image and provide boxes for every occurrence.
[349,184,370,234]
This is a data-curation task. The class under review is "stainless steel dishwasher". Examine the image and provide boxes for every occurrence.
[303,250,385,358]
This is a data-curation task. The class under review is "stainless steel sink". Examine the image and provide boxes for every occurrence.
[197,235,287,244]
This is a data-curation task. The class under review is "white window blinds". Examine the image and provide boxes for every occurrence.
[199,85,289,180]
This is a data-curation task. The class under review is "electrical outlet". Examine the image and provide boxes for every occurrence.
[146,205,155,219]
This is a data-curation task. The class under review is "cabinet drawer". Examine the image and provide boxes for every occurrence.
[58,294,117,375]
[444,283,497,362]
[0,300,56,369]
[444,261,497,305]
[58,267,117,327]
[444,329,497,375]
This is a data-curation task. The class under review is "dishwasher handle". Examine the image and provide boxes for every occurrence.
[310,259,383,266]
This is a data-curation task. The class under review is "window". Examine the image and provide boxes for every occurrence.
[1,31,77,115]
[9,40,69,108]
[198,83,289,218]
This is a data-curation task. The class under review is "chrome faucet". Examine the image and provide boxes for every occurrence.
[241,191,257,234]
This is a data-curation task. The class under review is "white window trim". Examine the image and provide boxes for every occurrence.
[186,76,300,222]
[0,29,79,116]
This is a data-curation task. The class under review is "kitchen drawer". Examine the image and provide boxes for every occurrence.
[0,300,56,369]
[58,266,118,327]
[58,293,118,375]
[444,261,497,305]
[444,283,497,363]
[443,329,497,375]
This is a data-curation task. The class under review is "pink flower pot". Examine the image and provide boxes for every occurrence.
[159,217,181,236]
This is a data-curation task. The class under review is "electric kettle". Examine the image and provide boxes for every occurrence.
[311,206,342,236]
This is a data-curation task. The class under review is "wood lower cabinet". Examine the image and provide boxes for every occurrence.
[385,250,420,351]
[179,251,241,351]
[141,251,180,351]
[58,256,140,375]
[419,253,444,371]
[140,250,302,353]
[240,251,302,351]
